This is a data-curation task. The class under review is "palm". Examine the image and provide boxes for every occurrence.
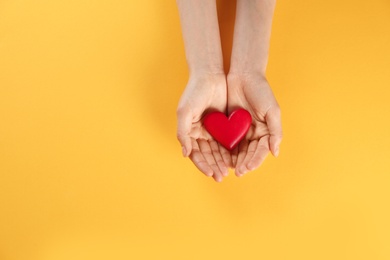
[227,74,282,176]
[177,74,232,182]
[185,88,225,141]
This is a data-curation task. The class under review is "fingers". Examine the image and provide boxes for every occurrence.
[218,143,233,169]
[246,136,270,171]
[238,140,258,175]
[266,107,283,157]
[177,107,193,157]
[189,139,230,182]
[235,139,249,177]
[209,141,229,177]
[235,137,270,176]
[189,139,213,177]
[231,146,239,169]
[198,139,226,182]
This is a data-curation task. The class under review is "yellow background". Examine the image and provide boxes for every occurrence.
[1,0,390,259]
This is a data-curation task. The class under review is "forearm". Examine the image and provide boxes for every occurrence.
[229,0,276,75]
[176,0,224,76]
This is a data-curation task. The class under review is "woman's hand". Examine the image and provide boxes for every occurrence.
[227,73,282,176]
[177,73,232,182]
[227,0,279,176]
[176,0,280,180]
[176,0,229,181]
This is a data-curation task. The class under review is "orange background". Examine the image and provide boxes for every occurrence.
[1,0,390,259]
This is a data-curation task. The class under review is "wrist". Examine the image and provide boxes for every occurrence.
[189,67,226,80]
[228,67,267,78]
[186,72,227,93]
[187,57,224,77]
[227,71,267,84]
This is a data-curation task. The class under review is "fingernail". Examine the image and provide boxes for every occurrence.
[182,146,187,157]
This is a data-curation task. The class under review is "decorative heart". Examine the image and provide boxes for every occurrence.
[203,109,252,150]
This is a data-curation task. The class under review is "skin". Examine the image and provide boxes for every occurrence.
[228,0,282,176]
[176,0,282,181]
[177,73,231,182]
[227,73,282,177]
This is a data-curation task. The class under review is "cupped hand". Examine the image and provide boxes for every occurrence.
[177,73,232,182]
[227,73,282,176]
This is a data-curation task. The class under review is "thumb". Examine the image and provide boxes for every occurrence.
[266,107,283,157]
[176,107,193,157]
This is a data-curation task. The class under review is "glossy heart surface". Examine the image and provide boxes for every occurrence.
[203,109,252,150]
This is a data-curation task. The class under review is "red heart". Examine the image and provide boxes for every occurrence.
[203,109,252,150]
